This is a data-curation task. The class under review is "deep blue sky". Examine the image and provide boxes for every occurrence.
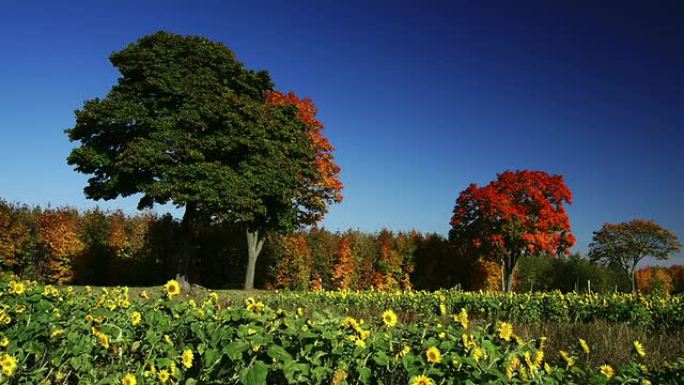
[1,1,683,264]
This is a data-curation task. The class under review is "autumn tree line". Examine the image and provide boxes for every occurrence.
[1,198,682,294]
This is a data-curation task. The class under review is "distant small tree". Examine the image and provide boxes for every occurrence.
[589,220,682,292]
[449,170,575,292]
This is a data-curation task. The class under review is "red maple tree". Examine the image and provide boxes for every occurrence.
[265,91,343,223]
[449,170,575,291]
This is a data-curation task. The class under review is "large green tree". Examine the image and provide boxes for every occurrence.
[66,31,341,289]
[589,219,682,292]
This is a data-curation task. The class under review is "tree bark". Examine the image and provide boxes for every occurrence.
[244,228,265,290]
[502,254,519,292]
[175,203,196,289]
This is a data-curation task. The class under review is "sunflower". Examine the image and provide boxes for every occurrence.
[130,311,142,326]
[498,322,513,342]
[600,364,614,378]
[633,340,646,357]
[454,308,469,329]
[472,347,485,363]
[426,346,442,364]
[50,329,65,339]
[382,309,398,327]
[182,348,194,368]
[8,281,24,295]
[579,338,590,354]
[409,375,435,385]
[0,354,17,377]
[164,280,180,298]
[158,369,170,383]
[121,373,137,385]
[559,350,575,367]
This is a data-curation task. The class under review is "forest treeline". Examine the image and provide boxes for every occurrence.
[1,199,681,293]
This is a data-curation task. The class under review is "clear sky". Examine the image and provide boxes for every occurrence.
[1,1,682,264]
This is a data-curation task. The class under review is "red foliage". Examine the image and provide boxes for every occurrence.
[451,170,574,256]
[450,170,575,291]
[265,91,343,215]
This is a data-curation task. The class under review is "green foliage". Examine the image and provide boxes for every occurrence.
[66,31,326,235]
[516,254,629,294]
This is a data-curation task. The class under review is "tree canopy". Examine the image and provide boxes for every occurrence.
[589,219,682,292]
[66,31,342,287]
[449,170,575,291]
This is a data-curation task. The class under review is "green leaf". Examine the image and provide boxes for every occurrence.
[267,345,292,363]
[373,351,390,367]
[358,367,371,384]
[223,341,249,360]
[242,360,268,385]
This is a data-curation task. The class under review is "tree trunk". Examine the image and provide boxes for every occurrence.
[630,266,637,293]
[500,258,505,291]
[244,228,265,290]
[502,254,519,292]
[175,203,196,289]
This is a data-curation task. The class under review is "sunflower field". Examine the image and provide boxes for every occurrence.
[264,290,684,331]
[0,279,682,385]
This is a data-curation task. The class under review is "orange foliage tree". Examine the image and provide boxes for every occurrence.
[470,259,502,291]
[332,235,355,290]
[636,266,673,294]
[450,170,575,292]
[0,201,29,270]
[269,233,313,290]
[636,265,684,294]
[107,210,128,256]
[38,209,84,283]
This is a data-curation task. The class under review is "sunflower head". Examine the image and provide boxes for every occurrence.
[121,373,137,385]
[498,322,513,342]
[130,311,142,326]
[382,309,398,327]
[633,340,646,357]
[158,370,170,383]
[600,364,614,378]
[182,349,194,368]
[426,346,442,364]
[409,375,435,385]
[164,280,181,298]
[579,338,590,354]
